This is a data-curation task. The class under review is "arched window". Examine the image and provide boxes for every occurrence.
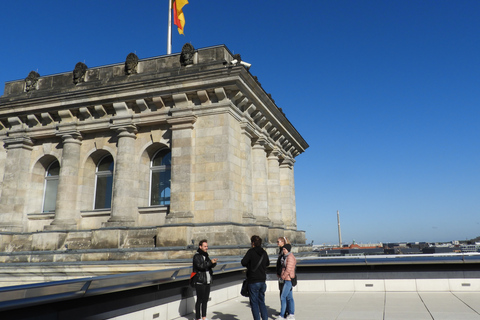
[150,149,171,206]
[43,161,60,212]
[94,155,114,209]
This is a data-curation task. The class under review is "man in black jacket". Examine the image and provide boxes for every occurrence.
[192,239,217,320]
[241,235,270,320]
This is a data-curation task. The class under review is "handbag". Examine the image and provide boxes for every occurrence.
[241,279,249,297]
[291,265,297,287]
[241,252,265,297]
[189,271,197,287]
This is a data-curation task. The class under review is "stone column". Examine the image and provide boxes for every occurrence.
[46,132,82,230]
[166,116,196,224]
[280,157,296,229]
[251,139,270,225]
[104,125,138,226]
[240,123,255,224]
[291,163,297,229]
[0,135,33,232]
[267,150,283,227]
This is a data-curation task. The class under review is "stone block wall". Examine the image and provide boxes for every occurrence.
[0,45,308,254]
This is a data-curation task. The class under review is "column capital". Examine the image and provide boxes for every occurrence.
[267,148,281,159]
[280,157,295,168]
[167,115,197,130]
[252,137,267,149]
[57,131,82,144]
[3,136,34,150]
[240,121,256,139]
[110,124,138,139]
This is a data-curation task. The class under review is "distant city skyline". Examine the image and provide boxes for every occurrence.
[1,1,479,245]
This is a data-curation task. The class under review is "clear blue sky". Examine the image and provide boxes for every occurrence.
[1,1,479,245]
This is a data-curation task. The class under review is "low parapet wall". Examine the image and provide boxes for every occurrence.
[1,254,480,319]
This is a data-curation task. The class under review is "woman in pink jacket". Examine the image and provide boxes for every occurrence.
[277,244,296,320]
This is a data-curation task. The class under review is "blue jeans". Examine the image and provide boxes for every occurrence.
[248,281,268,320]
[280,280,294,317]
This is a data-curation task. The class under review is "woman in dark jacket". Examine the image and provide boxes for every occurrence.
[192,239,217,320]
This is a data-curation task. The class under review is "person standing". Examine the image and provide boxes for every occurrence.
[276,237,290,295]
[241,235,270,320]
[192,239,218,320]
[277,244,296,320]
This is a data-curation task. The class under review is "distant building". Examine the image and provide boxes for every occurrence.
[0,45,309,253]
[461,243,480,253]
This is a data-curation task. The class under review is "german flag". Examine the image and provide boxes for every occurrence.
[173,0,188,35]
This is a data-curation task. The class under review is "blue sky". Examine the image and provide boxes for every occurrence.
[1,1,479,245]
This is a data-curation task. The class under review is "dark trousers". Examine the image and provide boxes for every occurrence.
[248,281,268,320]
[195,283,211,319]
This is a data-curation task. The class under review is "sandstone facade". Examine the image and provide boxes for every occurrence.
[0,45,309,253]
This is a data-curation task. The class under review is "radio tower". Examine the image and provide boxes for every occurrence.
[337,210,342,247]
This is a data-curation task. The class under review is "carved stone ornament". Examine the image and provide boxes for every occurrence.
[180,43,195,66]
[233,53,242,62]
[73,62,88,84]
[125,52,139,75]
[24,71,40,92]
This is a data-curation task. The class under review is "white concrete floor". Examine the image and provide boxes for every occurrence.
[174,291,480,320]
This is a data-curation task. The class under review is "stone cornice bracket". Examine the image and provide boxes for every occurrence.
[112,102,132,117]
[262,121,273,133]
[94,105,107,118]
[167,115,197,130]
[244,103,256,117]
[214,87,227,102]
[7,116,26,132]
[172,93,190,109]
[111,102,135,128]
[58,110,77,124]
[56,110,78,133]
[40,112,54,125]
[197,90,210,105]
[78,107,92,120]
[26,114,40,127]
[136,99,150,112]
[151,96,166,110]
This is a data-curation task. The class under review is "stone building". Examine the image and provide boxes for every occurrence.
[0,45,309,253]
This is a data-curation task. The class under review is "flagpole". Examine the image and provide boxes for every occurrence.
[167,0,172,54]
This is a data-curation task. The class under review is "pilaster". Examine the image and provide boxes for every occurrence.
[0,132,34,232]
[240,122,255,224]
[104,125,138,227]
[267,149,283,228]
[280,157,296,229]
[46,132,82,230]
[165,115,197,224]
[251,138,271,226]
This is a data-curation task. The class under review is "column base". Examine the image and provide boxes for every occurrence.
[165,211,194,224]
[102,216,135,228]
[242,212,256,224]
[254,217,272,227]
[0,222,23,232]
[44,219,77,231]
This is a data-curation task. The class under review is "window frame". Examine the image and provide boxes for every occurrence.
[149,149,171,207]
[42,160,60,213]
[93,154,114,210]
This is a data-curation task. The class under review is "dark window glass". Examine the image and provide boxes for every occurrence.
[95,155,114,209]
[150,150,171,206]
[43,161,60,212]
